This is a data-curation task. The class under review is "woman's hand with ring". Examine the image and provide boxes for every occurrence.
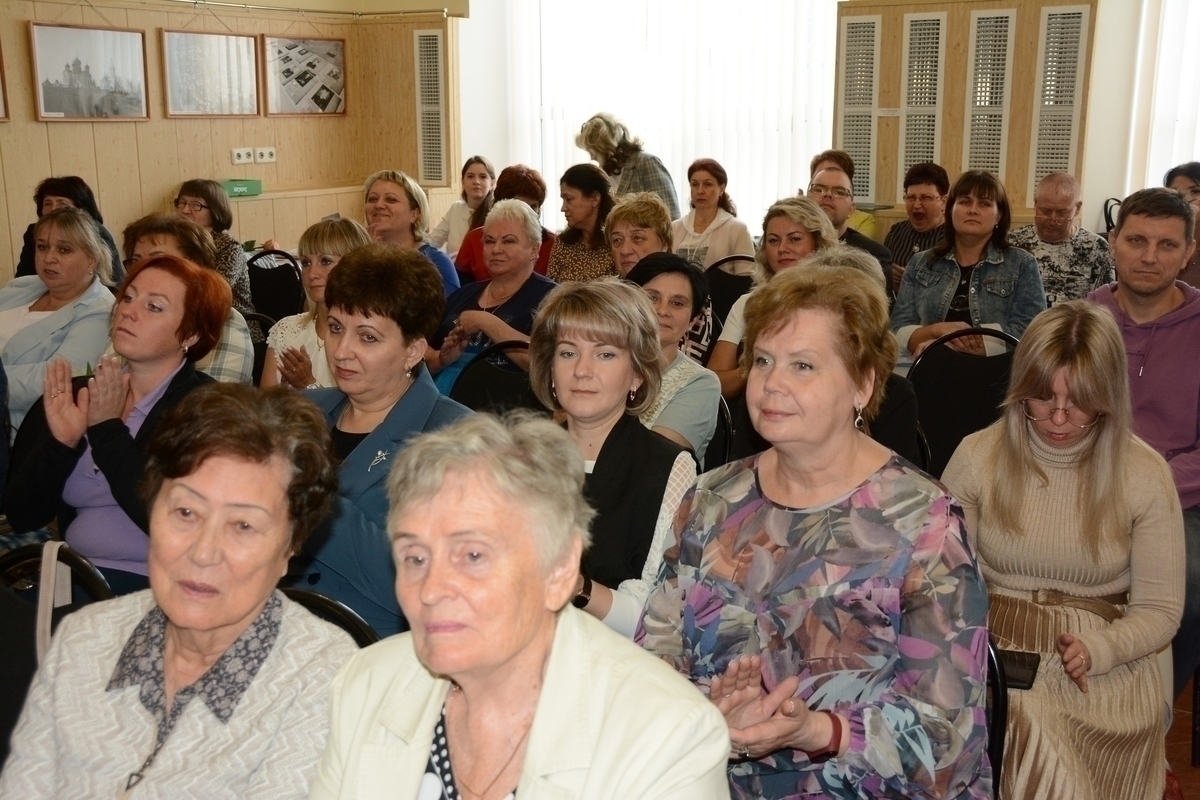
[1057,633,1091,694]
[43,358,88,448]
[280,346,315,389]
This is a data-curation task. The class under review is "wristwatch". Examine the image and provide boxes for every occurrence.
[572,574,592,609]
[804,711,842,764]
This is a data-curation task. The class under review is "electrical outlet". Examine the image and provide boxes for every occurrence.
[231,147,253,165]
[254,147,276,164]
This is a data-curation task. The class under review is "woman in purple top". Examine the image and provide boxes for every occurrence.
[5,255,230,593]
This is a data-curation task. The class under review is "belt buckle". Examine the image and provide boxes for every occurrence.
[1033,589,1063,606]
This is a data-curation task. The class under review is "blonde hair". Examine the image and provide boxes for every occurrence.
[607,192,673,251]
[802,243,887,294]
[575,112,641,166]
[387,411,594,572]
[742,265,896,421]
[529,279,663,417]
[363,170,431,243]
[297,218,370,258]
[34,207,112,286]
[753,197,838,287]
[986,301,1132,556]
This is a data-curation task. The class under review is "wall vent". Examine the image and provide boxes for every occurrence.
[836,15,881,201]
[1027,6,1089,203]
[414,30,446,185]
[963,10,1016,176]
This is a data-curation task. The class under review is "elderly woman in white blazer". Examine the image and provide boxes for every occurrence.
[0,207,114,432]
[308,413,731,800]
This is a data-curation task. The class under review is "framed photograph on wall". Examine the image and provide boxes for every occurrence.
[0,41,9,121]
[29,22,148,121]
[262,36,345,116]
[163,30,259,117]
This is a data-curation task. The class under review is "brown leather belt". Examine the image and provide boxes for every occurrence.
[1030,589,1128,624]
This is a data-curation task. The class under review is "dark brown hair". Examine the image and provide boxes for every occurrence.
[687,158,737,216]
[461,156,497,230]
[1116,187,1196,243]
[933,170,1012,258]
[177,179,234,233]
[142,384,338,552]
[559,163,615,249]
[34,176,104,222]
[495,165,548,208]
[809,150,855,179]
[323,243,445,342]
[116,256,231,362]
[122,213,217,270]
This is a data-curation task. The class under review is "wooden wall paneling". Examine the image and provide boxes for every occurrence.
[0,141,13,279]
[937,3,971,182]
[92,121,143,252]
[338,189,363,223]
[304,192,339,224]
[1004,0,1042,210]
[270,195,307,247]
[233,197,274,245]
[875,6,904,203]
[45,123,99,187]
[174,119,215,183]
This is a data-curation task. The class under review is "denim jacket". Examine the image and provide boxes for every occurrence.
[890,242,1046,352]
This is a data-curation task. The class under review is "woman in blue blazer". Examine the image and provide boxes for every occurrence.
[0,208,114,434]
[287,244,470,636]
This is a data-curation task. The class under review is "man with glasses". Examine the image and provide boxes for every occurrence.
[1010,173,1114,306]
[808,166,894,294]
[884,162,948,295]
[1089,187,1199,698]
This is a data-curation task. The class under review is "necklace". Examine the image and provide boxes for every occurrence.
[482,282,517,308]
[447,691,532,800]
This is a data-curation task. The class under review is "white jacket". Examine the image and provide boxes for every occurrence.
[671,209,755,274]
[307,607,731,800]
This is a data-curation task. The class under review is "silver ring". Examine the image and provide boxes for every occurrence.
[51,391,61,398]
[739,745,750,758]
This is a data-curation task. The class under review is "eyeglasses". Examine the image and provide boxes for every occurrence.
[1022,399,1101,428]
[905,194,941,205]
[1034,208,1075,220]
[807,184,852,199]
[173,198,210,213]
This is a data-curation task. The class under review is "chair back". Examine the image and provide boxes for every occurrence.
[906,327,1018,477]
[705,255,755,325]
[449,341,545,413]
[281,587,380,648]
[243,312,279,386]
[701,396,733,473]
[987,636,1008,792]
[247,250,306,323]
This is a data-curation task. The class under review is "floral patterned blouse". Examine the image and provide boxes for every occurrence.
[635,454,992,800]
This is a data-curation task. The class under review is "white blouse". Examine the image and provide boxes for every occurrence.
[265,312,336,388]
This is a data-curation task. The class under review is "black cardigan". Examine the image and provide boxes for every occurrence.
[4,361,212,534]
[581,413,687,588]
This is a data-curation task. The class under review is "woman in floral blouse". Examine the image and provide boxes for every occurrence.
[636,263,992,799]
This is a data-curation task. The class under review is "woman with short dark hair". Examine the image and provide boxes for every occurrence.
[287,244,470,636]
[546,164,617,283]
[1165,161,1200,287]
[174,178,260,340]
[454,164,556,283]
[5,255,230,593]
[16,175,123,283]
[0,383,356,799]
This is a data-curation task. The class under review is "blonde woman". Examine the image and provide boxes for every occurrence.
[943,301,1184,800]
[706,196,838,397]
[576,112,679,218]
[261,218,370,389]
[362,169,459,295]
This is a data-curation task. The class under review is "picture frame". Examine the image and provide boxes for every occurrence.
[0,41,9,121]
[29,22,148,121]
[262,35,346,116]
[163,30,260,117]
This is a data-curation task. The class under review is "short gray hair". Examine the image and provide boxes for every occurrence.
[386,412,594,571]
[1036,172,1081,201]
[484,198,541,247]
[363,170,430,243]
[801,243,887,293]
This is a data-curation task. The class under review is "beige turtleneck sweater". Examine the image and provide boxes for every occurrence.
[943,423,1185,676]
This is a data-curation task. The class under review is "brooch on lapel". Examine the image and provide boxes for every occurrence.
[368,449,390,472]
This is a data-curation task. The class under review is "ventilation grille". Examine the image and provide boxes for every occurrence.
[414,30,446,184]
[898,14,944,197]
[837,16,880,200]
[1029,8,1088,196]
[965,11,1015,174]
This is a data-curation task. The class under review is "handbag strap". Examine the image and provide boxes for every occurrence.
[35,542,72,663]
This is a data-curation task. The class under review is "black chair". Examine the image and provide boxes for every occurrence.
[705,255,755,326]
[247,250,305,324]
[243,312,279,386]
[0,542,113,602]
[449,341,545,413]
[906,328,1019,477]
[986,636,1008,794]
[281,587,380,648]
[1193,664,1200,766]
[700,396,733,473]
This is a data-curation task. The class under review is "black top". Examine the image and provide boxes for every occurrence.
[4,361,213,534]
[330,427,369,462]
[841,228,894,285]
[581,413,686,588]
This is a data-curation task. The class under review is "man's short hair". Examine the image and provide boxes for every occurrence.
[1036,172,1081,201]
[1115,187,1196,243]
[809,150,855,179]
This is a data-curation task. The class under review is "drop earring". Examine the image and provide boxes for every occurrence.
[854,405,865,430]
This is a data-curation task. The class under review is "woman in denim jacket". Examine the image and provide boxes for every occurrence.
[891,171,1046,358]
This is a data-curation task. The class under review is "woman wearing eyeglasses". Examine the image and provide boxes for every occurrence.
[942,301,1184,800]
[174,179,261,341]
[1165,162,1200,288]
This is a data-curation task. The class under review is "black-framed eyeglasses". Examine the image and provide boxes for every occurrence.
[1022,399,1102,428]
[173,198,209,213]
[807,184,852,199]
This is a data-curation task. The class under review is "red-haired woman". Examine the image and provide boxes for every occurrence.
[4,255,231,594]
[672,158,754,273]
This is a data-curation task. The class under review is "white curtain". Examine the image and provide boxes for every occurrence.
[505,0,839,232]
[1145,0,1200,186]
